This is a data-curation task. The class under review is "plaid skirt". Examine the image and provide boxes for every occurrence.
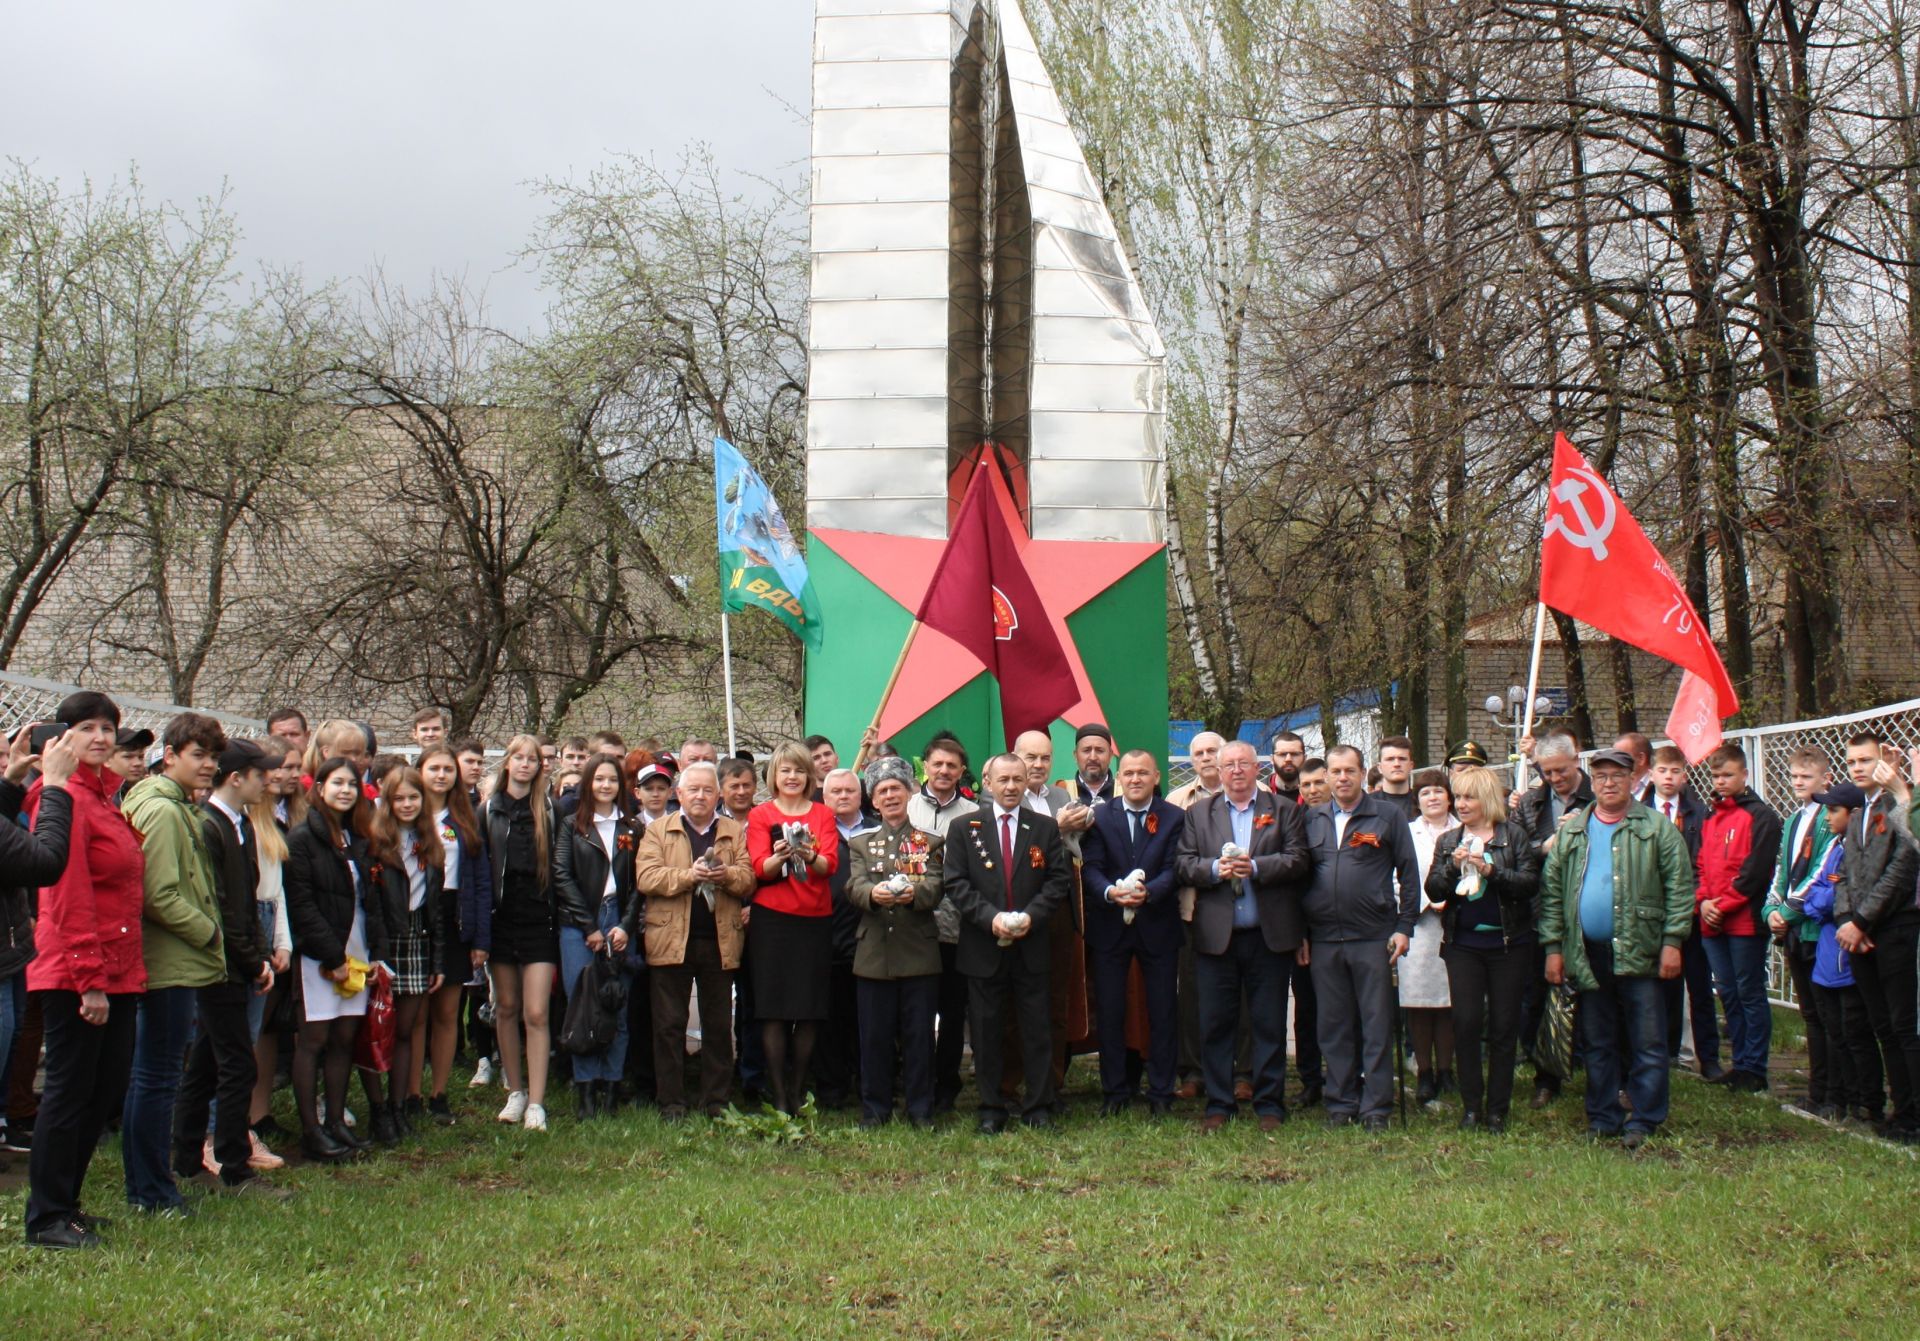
[391,906,433,995]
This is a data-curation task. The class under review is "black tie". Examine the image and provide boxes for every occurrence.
[1128,809,1142,848]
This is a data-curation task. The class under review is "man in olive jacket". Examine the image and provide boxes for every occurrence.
[1540,749,1694,1147]
[120,713,228,1213]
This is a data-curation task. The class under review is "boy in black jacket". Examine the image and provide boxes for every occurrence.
[174,741,287,1196]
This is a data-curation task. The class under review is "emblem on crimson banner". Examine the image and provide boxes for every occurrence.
[1544,466,1619,560]
[991,585,1017,642]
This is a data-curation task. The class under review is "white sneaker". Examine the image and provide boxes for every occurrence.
[497,1090,529,1124]
[247,1131,286,1171]
[522,1103,548,1133]
[341,1107,356,1128]
[470,1057,495,1088]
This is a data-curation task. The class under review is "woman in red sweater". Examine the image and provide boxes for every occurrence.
[745,741,840,1114]
[23,692,146,1249]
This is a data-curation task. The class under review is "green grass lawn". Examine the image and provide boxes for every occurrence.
[4,1025,1916,1339]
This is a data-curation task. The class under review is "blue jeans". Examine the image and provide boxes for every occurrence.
[1579,940,1671,1134]
[124,985,199,1209]
[557,897,630,1083]
[0,972,23,1090]
[1701,932,1771,1078]
[245,904,276,1040]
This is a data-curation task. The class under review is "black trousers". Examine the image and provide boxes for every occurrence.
[1444,941,1531,1120]
[856,974,937,1122]
[968,955,1052,1119]
[1197,929,1290,1118]
[651,939,733,1114]
[1812,980,1881,1111]
[1091,928,1180,1103]
[1778,942,1831,1104]
[624,963,655,1103]
[26,990,138,1235]
[1851,919,1920,1127]
[811,960,860,1106]
[1291,954,1323,1084]
[1664,922,1722,1072]
[172,981,259,1184]
[934,941,968,1108]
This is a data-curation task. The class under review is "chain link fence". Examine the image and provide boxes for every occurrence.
[0,668,263,739]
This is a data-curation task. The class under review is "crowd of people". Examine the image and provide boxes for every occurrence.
[4,693,1918,1251]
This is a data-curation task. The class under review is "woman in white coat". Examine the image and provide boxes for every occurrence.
[1401,768,1455,1106]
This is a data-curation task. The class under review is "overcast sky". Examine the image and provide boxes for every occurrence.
[2,0,813,333]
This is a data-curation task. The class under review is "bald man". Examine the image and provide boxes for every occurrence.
[1167,732,1226,809]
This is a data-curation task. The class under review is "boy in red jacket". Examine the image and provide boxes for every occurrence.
[1696,744,1783,1092]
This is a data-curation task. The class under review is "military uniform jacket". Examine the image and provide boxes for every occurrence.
[845,820,945,981]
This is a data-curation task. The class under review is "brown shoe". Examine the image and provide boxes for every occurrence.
[1258,1113,1287,1133]
[1175,1080,1201,1101]
[1198,1113,1229,1134]
[1233,1080,1253,1103]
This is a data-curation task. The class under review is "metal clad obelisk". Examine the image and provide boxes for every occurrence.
[804,0,1170,767]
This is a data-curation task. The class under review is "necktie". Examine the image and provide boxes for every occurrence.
[1128,808,1142,848]
[1664,799,1678,826]
[1000,814,1016,910]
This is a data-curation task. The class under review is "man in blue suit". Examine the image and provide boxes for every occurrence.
[1081,749,1187,1116]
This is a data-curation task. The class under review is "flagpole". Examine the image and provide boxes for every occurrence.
[1517,600,1548,794]
[855,619,922,771]
[719,610,739,758]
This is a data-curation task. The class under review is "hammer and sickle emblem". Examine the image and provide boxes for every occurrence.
[1544,467,1618,560]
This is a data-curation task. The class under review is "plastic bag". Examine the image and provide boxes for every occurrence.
[352,965,395,1072]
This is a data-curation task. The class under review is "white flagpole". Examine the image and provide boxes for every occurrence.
[720,610,739,757]
[1517,600,1548,794]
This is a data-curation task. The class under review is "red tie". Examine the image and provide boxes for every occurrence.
[1000,814,1017,910]
[1665,800,1678,826]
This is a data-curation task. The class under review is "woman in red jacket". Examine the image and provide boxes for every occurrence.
[24,692,145,1250]
[745,741,839,1114]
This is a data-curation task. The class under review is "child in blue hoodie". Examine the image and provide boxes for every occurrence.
[1802,828,1884,1122]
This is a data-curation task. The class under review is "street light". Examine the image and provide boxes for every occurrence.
[1487,683,1554,764]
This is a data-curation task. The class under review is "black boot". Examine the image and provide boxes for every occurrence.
[370,1104,401,1146]
[575,1082,596,1122]
[300,1125,351,1163]
[1415,1071,1438,1106]
[329,1119,370,1152]
[593,1080,613,1117]
[402,1096,424,1133]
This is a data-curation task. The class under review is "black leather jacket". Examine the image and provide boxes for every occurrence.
[1423,819,1543,946]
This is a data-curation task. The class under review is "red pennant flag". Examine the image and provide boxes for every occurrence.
[910,467,1078,745]
[1540,434,1738,763]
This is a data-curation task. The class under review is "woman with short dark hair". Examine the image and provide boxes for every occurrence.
[23,694,138,1249]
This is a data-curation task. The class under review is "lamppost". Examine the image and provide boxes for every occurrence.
[1485,684,1553,770]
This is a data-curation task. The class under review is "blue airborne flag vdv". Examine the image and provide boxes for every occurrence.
[714,437,823,649]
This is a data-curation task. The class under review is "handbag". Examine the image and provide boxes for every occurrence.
[560,945,628,1055]
[352,965,396,1072]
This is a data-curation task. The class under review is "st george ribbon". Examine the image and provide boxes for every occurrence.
[801,0,1171,770]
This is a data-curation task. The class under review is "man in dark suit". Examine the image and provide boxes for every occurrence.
[1647,744,1721,1077]
[1301,744,1421,1132]
[1081,749,1186,1117]
[1175,740,1313,1131]
[944,754,1072,1133]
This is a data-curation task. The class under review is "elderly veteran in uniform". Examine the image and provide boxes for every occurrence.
[845,757,945,1128]
[631,762,757,1120]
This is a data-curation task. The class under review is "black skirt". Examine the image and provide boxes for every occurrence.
[747,906,832,1021]
[490,875,559,967]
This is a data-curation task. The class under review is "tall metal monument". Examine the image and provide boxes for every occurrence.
[803,0,1169,768]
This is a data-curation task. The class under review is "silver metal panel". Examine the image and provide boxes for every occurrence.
[1028,363,1160,413]
[816,14,954,61]
[1029,456,1162,510]
[806,397,950,447]
[809,448,951,493]
[810,249,949,300]
[812,201,949,252]
[811,494,950,536]
[809,346,949,399]
[1025,410,1163,457]
[1032,315,1165,364]
[1030,503,1163,544]
[816,0,953,19]
[810,298,949,348]
[813,61,952,111]
[812,153,949,205]
[810,106,949,157]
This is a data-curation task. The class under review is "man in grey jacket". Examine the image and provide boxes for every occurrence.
[1300,745,1420,1131]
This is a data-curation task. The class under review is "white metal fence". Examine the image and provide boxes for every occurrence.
[0,668,264,738]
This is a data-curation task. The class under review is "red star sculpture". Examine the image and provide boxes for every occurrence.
[811,470,1162,740]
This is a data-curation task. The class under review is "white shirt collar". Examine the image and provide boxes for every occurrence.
[209,793,248,840]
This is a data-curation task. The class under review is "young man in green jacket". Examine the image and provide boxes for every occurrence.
[1540,749,1695,1149]
[120,714,227,1215]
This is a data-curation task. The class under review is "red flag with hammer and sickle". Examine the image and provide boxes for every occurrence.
[1539,434,1739,762]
